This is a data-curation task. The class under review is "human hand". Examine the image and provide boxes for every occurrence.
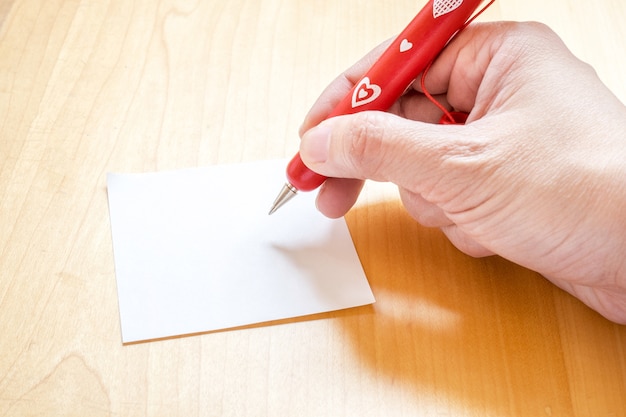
[298,22,626,323]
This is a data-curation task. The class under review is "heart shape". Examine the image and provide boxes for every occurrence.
[351,77,382,108]
[433,0,463,19]
[400,38,413,53]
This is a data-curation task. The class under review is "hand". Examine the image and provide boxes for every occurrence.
[298,22,626,323]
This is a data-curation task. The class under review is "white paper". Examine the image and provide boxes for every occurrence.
[106,160,374,343]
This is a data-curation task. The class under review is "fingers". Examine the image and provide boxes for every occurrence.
[399,189,452,228]
[299,110,475,192]
[389,90,453,124]
[314,178,364,219]
[409,22,494,113]
[297,22,541,221]
[315,181,457,225]
[441,225,495,258]
[299,40,393,136]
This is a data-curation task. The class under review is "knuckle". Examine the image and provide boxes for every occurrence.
[341,112,388,177]
[420,132,496,203]
[438,128,494,173]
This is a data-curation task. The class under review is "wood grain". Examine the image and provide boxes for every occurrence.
[1,0,625,415]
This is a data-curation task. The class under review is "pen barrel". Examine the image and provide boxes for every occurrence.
[288,0,484,192]
[287,152,326,191]
[329,0,484,117]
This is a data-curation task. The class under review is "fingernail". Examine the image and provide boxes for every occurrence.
[300,124,331,164]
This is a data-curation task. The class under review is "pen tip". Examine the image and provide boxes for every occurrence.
[268,183,298,215]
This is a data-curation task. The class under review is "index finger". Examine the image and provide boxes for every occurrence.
[298,40,392,137]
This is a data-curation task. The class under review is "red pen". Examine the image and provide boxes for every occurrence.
[269,0,487,215]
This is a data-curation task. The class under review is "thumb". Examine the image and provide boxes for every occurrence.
[299,111,482,194]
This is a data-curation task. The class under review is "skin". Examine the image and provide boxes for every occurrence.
[297,22,626,324]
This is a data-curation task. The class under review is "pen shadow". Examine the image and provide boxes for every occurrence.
[338,198,626,414]
[123,220,374,346]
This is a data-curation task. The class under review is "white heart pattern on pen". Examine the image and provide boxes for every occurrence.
[351,77,382,108]
[433,0,463,18]
[400,39,413,52]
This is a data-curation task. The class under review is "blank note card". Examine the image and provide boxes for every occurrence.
[106,160,374,343]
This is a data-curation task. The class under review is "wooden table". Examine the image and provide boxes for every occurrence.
[1,0,625,415]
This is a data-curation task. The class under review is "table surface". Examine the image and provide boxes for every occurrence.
[1,0,625,416]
